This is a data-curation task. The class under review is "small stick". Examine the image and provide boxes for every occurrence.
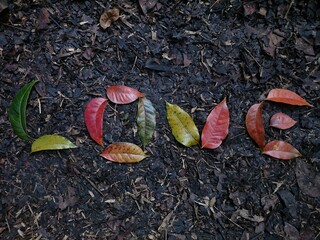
[285,0,294,19]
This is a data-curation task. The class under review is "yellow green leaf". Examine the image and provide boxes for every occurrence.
[32,135,77,152]
[100,142,147,163]
[166,102,199,147]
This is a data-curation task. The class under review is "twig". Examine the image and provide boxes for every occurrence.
[285,0,295,19]
[243,46,261,68]
[2,23,30,32]
[211,206,244,230]
[82,175,105,197]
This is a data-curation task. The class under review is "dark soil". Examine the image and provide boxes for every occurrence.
[1,1,320,239]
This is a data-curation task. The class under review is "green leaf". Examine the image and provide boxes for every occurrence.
[137,97,156,148]
[166,102,199,147]
[31,135,77,152]
[9,80,38,140]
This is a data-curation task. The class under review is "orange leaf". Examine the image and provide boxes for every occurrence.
[106,85,145,104]
[100,142,147,163]
[201,97,229,149]
[266,89,313,107]
[263,140,301,160]
[270,112,297,130]
[246,103,265,148]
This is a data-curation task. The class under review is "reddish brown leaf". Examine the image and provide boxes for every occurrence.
[243,2,257,16]
[106,85,145,104]
[100,142,147,163]
[263,140,301,160]
[270,112,297,130]
[99,8,120,29]
[246,103,265,148]
[84,98,107,146]
[37,8,50,30]
[263,31,284,57]
[201,97,229,149]
[266,89,313,107]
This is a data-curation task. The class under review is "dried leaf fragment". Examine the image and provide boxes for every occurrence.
[296,159,320,198]
[100,8,120,29]
[37,8,50,30]
[0,0,8,13]
[139,0,160,15]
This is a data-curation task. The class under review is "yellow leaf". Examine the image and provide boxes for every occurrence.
[166,102,199,147]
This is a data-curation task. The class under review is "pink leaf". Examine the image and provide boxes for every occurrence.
[106,85,145,104]
[263,140,301,160]
[270,112,297,130]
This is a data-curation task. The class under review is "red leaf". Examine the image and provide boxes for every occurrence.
[106,85,145,104]
[201,97,229,149]
[266,89,313,107]
[100,142,147,163]
[84,98,107,146]
[263,140,301,160]
[270,112,297,130]
[246,103,265,148]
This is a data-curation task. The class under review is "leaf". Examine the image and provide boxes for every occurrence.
[201,97,230,149]
[9,80,38,140]
[137,97,156,148]
[266,89,313,107]
[0,0,8,13]
[296,159,320,198]
[36,8,50,30]
[270,112,297,130]
[84,98,107,146]
[99,8,120,29]
[245,103,265,148]
[100,142,147,163]
[139,0,159,15]
[166,102,199,147]
[31,135,77,152]
[106,85,145,104]
[262,140,301,160]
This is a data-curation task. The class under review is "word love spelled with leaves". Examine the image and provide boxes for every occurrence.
[246,89,313,160]
[9,81,313,162]
[84,85,156,163]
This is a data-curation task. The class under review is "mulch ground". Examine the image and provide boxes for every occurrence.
[0,0,319,239]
